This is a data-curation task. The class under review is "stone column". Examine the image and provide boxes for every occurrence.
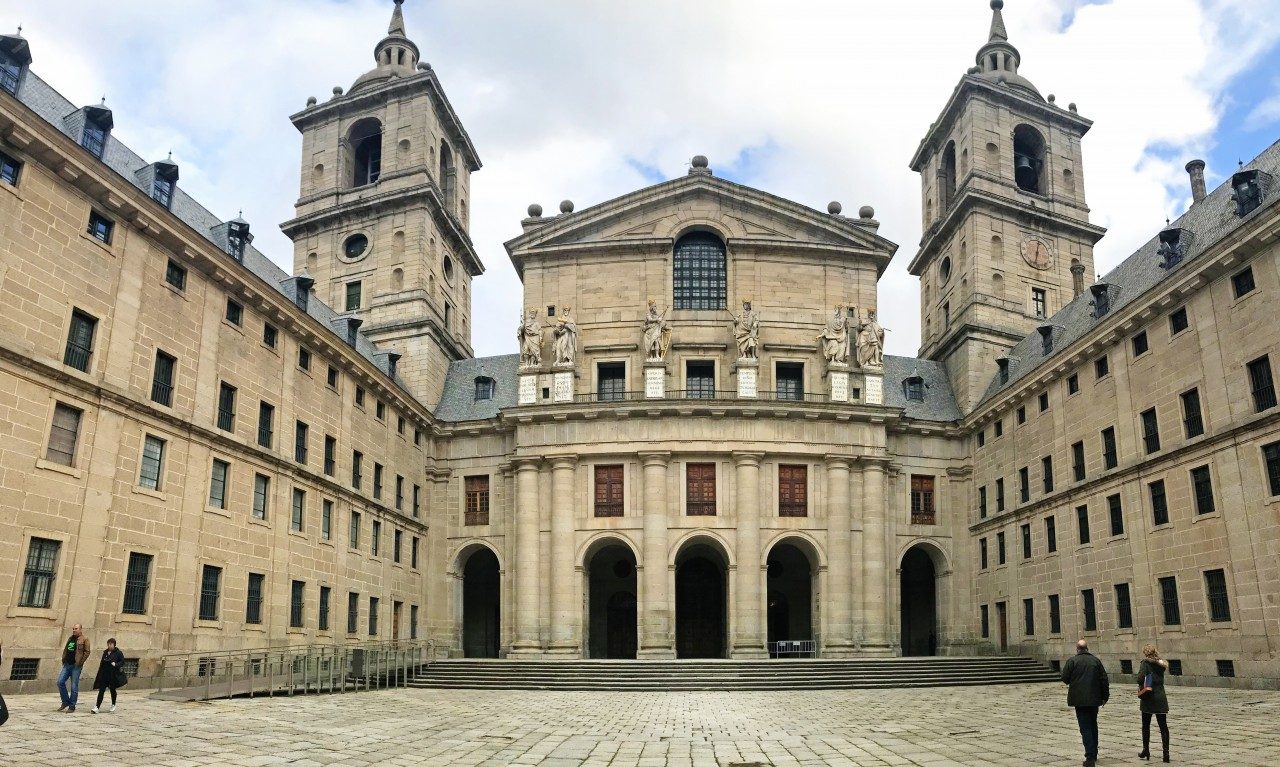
[510,458,542,657]
[861,459,892,654]
[732,452,767,658]
[547,454,579,655]
[638,452,674,658]
[823,455,855,655]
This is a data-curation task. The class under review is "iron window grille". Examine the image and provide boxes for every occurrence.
[246,573,264,624]
[1108,494,1124,536]
[9,658,39,681]
[1263,442,1280,496]
[0,147,20,185]
[1115,583,1134,629]
[198,565,222,621]
[290,581,305,628]
[257,402,274,448]
[319,586,331,631]
[672,232,727,310]
[1072,441,1086,481]
[594,465,624,517]
[1159,576,1181,625]
[1217,660,1235,678]
[1101,427,1118,469]
[64,309,96,372]
[252,474,269,520]
[1247,355,1276,412]
[294,421,308,464]
[1081,589,1097,632]
[324,436,336,476]
[1191,466,1215,515]
[291,488,305,532]
[686,463,717,516]
[1076,505,1091,545]
[464,475,490,525]
[1045,516,1057,553]
[46,403,82,467]
[474,377,495,401]
[686,361,717,399]
[597,363,626,402]
[151,351,176,406]
[1181,388,1204,437]
[347,592,359,634]
[138,435,165,490]
[216,382,236,432]
[1141,408,1161,454]
[781,465,809,518]
[1048,594,1061,634]
[321,500,332,540]
[1205,569,1231,622]
[776,363,804,401]
[19,537,60,608]
[121,552,153,615]
[208,459,229,509]
[1149,480,1169,526]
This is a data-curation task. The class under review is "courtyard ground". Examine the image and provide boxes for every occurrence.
[0,682,1277,766]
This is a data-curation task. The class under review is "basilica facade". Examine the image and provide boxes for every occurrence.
[1,0,1278,691]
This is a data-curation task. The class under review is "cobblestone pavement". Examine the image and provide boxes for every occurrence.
[1,683,1278,766]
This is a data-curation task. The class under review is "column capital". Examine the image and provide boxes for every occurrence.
[512,456,542,472]
[857,455,891,472]
[731,451,765,467]
[823,454,856,469]
[547,453,578,470]
[638,451,671,468]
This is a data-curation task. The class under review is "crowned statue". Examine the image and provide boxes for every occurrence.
[732,299,760,361]
[817,305,849,365]
[552,307,578,366]
[643,299,672,361]
[856,308,885,369]
[517,308,543,368]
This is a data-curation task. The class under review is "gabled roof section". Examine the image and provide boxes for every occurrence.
[435,355,520,422]
[883,355,962,422]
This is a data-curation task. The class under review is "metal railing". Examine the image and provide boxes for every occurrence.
[768,640,817,658]
[155,638,435,701]
[550,389,866,406]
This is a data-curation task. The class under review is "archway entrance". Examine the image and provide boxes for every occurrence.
[461,547,500,658]
[900,545,938,656]
[675,542,728,659]
[586,543,638,659]
[766,542,814,656]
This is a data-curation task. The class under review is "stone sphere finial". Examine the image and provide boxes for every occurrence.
[527,203,543,218]
[559,199,574,214]
[1068,102,1078,113]
[306,96,317,107]
[828,201,843,215]
[691,155,709,169]
[332,86,344,96]
[991,0,1004,10]
[859,205,875,219]
[1047,94,1056,103]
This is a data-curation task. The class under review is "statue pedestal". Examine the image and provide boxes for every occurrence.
[733,359,759,399]
[826,363,850,403]
[644,361,667,399]
[517,372,539,405]
[551,367,575,403]
[862,367,884,405]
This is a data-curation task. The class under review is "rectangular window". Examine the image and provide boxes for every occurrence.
[262,322,278,349]
[121,552,153,615]
[1217,660,1235,678]
[1263,441,1280,497]
[0,147,21,185]
[355,386,366,407]
[978,486,987,518]
[1167,659,1182,676]
[199,565,222,621]
[411,536,420,569]
[1132,330,1149,356]
[290,580,305,628]
[909,474,935,524]
[778,465,809,518]
[246,572,264,625]
[327,366,339,389]
[1121,659,1133,675]
[1248,355,1276,412]
[994,419,1003,437]
[1115,583,1134,629]
[979,538,988,569]
[256,402,273,448]
[1045,515,1057,553]
[1023,597,1035,635]
[1018,467,1029,503]
[64,309,96,372]
[1191,465,1215,515]
[980,604,990,638]
[321,499,333,540]
[347,592,359,634]
[977,430,986,448]
[376,401,386,420]
[1072,441,1085,482]
[1169,306,1189,335]
[1031,287,1047,319]
[345,281,362,312]
[324,435,336,476]
[395,475,405,511]
[594,464,625,517]
[225,298,243,326]
[1049,594,1061,634]
[319,586,331,631]
[208,459,230,509]
[1076,504,1090,545]
[464,475,490,525]
[1042,455,1054,493]
[1108,493,1124,536]
[1020,523,1031,560]
[87,210,113,243]
[1205,569,1231,622]
[1149,480,1168,526]
[298,347,312,371]
[291,488,305,532]
[1081,588,1097,632]
[1181,388,1204,438]
[294,420,308,464]
[1038,392,1049,412]
[1159,576,1181,625]
[352,450,363,489]
[996,478,1005,512]
[151,350,176,406]
[138,434,165,490]
[1068,374,1079,395]
[1095,355,1109,379]
[161,257,189,291]
[18,537,60,608]
[373,463,384,499]
[1232,266,1255,298]
[1101,427,1118,469]
[368,596,379,636]
[252,473,270,520]
[686,360,716,399]
[394,529,403,563]
[1016,406,1026,425]
[371,519,381,557]
[596,362,625,402]
[349,511,361,549]
[397,416,406,435]
[996,531,1006,565]
[775,362,804,401]
[413,484,421,518]
[216,382,236,432]
[1141,408,1161,454]
[9,658,39,681]
[152,174,174,207]
[410,604,419,639]
[686,463,717,516]
[82,122,107,157]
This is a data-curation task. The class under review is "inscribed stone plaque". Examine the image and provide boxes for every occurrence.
[864,374,884,405]
[830,371,849,402]
[518,375,537,405]
[553,371,574,402]
[645,366,665,399]
[737,367,758,398]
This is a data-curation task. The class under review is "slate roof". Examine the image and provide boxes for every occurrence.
[977,138,1280,408]
[434,355,520,422]
[883,355,963,423]
[9,69,400,385]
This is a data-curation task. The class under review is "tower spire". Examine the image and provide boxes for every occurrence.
[988,0,1008,42]
[972,0,1041,98]
[388,0,406,36]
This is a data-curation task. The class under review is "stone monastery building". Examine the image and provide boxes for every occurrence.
[1,0,1278,690]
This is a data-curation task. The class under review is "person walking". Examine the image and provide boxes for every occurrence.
[56,623,90,713]
[1137,643,1171,762]
[1062,639,1110,767]
[0,643,9,727]
[90,638,126,714]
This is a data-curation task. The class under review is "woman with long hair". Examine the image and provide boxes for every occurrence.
[1137,643,1171,762]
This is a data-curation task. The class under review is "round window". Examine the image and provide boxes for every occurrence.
[443,254,455,283]
[343,233,369,260]
[939,256,952,284]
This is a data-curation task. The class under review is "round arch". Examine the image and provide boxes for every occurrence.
[896,537,950,573]
[898,538,949,657]
[346,117,383,189]
[577,532,642,569]
[763,535,823,654]
[581,536,639,659]
[669,529,735,568]
[448,538,506,577]
[762,531,827,571]
[672,532,732,659]
[453,541,502,658]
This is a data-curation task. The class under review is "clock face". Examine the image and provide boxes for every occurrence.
[1021,238,1051,270]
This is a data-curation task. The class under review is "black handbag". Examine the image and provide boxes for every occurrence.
[114,668,129,688]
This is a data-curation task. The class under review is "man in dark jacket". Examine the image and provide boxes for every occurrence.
[1062,639,1109,767]
[56,623,90,713]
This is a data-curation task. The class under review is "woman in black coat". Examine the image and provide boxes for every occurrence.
[1138,643,1171,762]
[91,638,125,714]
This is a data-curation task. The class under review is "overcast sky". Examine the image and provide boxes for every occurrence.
[6,0,1279,358]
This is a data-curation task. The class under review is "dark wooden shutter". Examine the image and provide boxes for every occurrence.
[778,465,808,517]
[464,475,490,525]
[594,465,624,517]
[910,475,935,525]
[686,463,717,516]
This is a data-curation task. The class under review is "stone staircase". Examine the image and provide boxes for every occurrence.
[408,656,1059,691]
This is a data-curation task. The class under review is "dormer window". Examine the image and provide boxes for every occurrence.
[1157,228,1185,269]
[1038,325,1054,355]
[475,377,496,401]
[294,277,314,313]
[150,162,179,209]
[1090,283,1111,318]
[1231,170,1263,218]
[0,41,29,96]
[226,219,251,262]
[904,376,925,402]
[80,108,112,159]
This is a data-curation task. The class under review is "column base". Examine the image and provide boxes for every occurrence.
[731,647,769,660]
[821,641,859,658]
[858,643,896,656]
[507,642,544,659]
[543,643,582,658]
[637,646,676,660]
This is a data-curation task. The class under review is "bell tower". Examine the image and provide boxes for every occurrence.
[282,0,483,407]
[908,0,1105,413]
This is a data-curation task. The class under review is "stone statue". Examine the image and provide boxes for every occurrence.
[732,299,760,361]
[517,309,543,368]
[643,299,672,361]
[817,306,849,365]
[856,308,885,368]
[552,307,577,366]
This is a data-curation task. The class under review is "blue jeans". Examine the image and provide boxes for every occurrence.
[57,663,82,708]
[1075,705,1100,760]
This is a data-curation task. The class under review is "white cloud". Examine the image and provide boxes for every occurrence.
[7,0,1278,358]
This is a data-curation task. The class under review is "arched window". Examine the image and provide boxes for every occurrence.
[1012,124,1046,194]
[439,141,456,210]
[348,118,382,188]
[940,142,957,209]
[673,232,727,311]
